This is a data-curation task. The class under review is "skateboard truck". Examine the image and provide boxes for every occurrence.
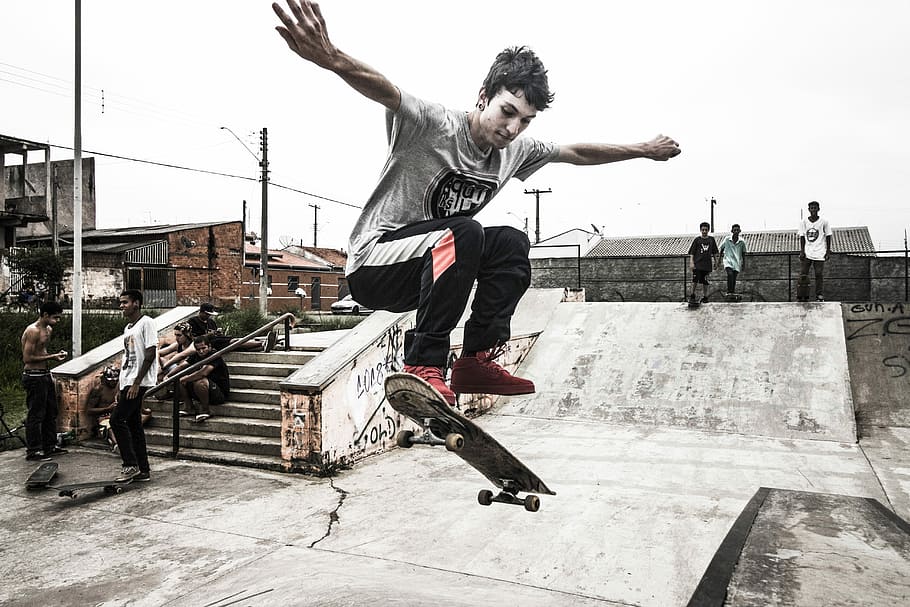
[477,480,540,512]
[396,419,465,452]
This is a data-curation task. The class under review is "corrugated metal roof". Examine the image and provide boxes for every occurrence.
[586,227,875,257]
[245,244,332,270]
[60,221,238,239]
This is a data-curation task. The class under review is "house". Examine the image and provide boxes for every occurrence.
[243,244,347,312]
[529,228,602,259]
[20,221,245,308]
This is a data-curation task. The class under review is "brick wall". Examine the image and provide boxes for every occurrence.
[532,253,909,302]
[169,223,243,307]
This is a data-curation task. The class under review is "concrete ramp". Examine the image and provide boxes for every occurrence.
[689,487,910,606]
[500,302,857,442]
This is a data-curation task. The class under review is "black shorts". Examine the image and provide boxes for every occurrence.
[693,269,711,285]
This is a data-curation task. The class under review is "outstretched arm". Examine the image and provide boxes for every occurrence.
[272,0,401,111]
[555,134,681,165]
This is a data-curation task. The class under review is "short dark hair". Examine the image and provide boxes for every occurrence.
[699,222,711,230]
[193,334,211,346]
[482,46,554,111]
[808,200,820,208]
[731,223,741,230]
[39,301,63,316]
[120,289,143,305]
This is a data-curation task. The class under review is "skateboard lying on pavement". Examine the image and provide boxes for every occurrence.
[54,479,132,500]
[384,372,555,512]
[25,462,59,489]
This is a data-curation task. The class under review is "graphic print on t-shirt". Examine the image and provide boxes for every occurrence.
[425,169,499,219]
[805,227,819,242]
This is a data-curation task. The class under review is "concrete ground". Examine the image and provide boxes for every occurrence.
[3,302,909,606]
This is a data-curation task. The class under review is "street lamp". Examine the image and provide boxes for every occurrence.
[221,126,269,317]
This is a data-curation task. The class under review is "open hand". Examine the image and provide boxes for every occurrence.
[272,0,337,70]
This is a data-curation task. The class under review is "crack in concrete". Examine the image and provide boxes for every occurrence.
[309,478,348,549]
[859,443,897,512]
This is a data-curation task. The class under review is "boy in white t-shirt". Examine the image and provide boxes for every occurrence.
[797,201,833,302]
[111,289,159,482]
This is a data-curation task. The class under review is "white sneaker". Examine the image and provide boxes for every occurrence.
[195,414,210,422]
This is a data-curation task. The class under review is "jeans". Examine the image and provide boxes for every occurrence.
[799,258,825,298]
[22,371,57,453]
[111,387,150,472]
[725,267,739,294]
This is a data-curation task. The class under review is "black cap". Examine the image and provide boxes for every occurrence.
[199,302,219,316]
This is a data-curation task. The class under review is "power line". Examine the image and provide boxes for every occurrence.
[47,143,362,209]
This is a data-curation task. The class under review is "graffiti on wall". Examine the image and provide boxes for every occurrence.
[845,302,910,378]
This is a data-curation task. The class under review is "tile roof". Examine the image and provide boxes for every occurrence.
[244,244,332,270]
[586,227,875,257]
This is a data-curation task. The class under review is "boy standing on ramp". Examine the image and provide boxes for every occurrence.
[272,0,681,404]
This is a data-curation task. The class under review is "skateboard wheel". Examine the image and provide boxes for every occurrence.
[478,489,494,506]
[395,430,414,448]
[115,486,124,494]
[445,433,464,452]
[524,495,540,512]
[70,492,78,500]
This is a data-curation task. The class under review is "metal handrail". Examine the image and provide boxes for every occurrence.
[150,311,296,457]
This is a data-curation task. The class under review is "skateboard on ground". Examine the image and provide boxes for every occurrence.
[25,461,59,489]
[724,292,742,303]
[54,478,132,500]
[687,297,701,309]
[384,372,555,512]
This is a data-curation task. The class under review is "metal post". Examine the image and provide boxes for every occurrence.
[709,197,717,232]
[259,128,269,317]
[523,188,552,244]
[72,0,83,356]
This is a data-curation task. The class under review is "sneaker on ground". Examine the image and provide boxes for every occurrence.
[195,413,211,422]
[116,465,140,482]
[133,471,151,482]
[403,364,456,405]
[700,297,709,304]
[450,345,535,396]
[46,446,68,456]
[25,451,50,461]
[816,295,825,302]
[178,409,192,417]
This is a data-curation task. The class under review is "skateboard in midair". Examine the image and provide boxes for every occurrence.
[54,478,133,500]
[384,372,555,512]
[25,461,59,489]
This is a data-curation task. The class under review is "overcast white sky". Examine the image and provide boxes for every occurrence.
[2,1,909,251]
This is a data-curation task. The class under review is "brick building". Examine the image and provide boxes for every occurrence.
[243,244,347,313]
[20,221,245,308]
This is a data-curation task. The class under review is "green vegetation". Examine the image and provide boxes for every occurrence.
[0,311,127,449]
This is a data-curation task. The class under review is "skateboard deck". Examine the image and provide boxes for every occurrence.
[54,479,132,499]
[26,461,58,489]
[724,293,742,303]
[384,372,555,512]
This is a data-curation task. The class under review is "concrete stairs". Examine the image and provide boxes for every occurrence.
[143,350,316,471]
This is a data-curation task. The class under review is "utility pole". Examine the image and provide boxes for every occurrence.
[73,0,83,356]
[523,188,552,244]
[309,203,320,247]
[259,128,269,317]
[709,197,717,232]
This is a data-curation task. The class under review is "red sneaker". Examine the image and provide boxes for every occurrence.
[403,364,456,405]
[450,345,535,395]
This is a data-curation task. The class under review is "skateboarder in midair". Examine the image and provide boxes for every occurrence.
[272,0,681,404]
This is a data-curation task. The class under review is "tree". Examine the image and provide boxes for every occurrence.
[7,246,65,299]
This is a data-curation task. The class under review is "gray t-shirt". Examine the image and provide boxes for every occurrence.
[346,90,558,274]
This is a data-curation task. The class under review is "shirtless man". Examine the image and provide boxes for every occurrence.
[20,301,68,460]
